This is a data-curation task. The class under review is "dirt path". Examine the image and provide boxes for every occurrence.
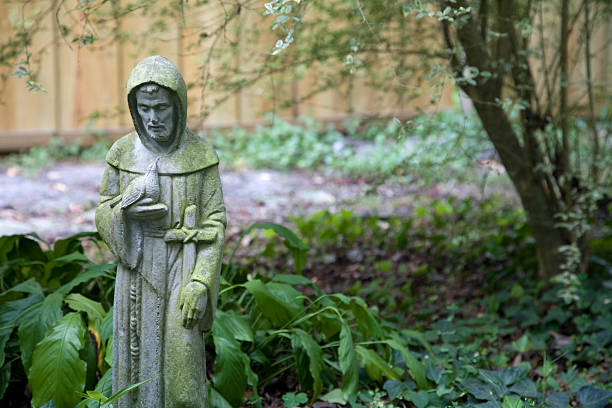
[0,161,512,241]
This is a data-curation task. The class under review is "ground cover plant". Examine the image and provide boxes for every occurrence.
[3,110,506,188]
[0,194,610,407]
[207,110,501,185]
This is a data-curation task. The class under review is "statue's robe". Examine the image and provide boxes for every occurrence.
[96,130,226,408]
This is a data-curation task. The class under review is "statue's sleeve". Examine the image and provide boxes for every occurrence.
[95,165,141,269]
[192,164,226,331]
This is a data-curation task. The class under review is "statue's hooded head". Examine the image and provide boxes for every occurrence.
[126,56,187,154]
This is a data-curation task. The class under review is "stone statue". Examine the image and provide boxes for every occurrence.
[95,55,226,408]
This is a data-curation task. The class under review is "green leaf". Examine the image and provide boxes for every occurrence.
[29,312,87,408]
[52,232,98,258]
[544,392,569,408]
[93,369,112,400]
[385,337,430,389]
[0,294,44,366]
[0,278,43,296]
[243,280,298,326]
[267,282,305,318]
[292,329,323,399]
[18,292,64,372]
[475,402,503,408]
[56,263,115,296]
[350,297,382,339]
[406,390,433,408]
[65,293,106,322]
[402,329,435,357]
[355,345,401,382]
[510,334,531,352]
[481,367,527,386]
[319,388,346,404]
[509,378,537,398]
[339,323,358,398]
[502,396,523,408]
[212,335,251,407]
[271,274,315,287]
[209,386,233,408]
[229,222,308,274]
[282,391,308,407]
[99,307,113,344]
[0,361,10,399]
[577,385,612,408]
[104,338,113,367]
[103,377,154,406]
[463,378,497,401]
[212,310,254,343]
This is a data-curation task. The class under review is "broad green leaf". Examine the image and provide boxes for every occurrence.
[577,385,612,408]
[502,396,523,408]
[510,334,531,352]
[332,293,352,305]
[312,310,342,340]
[52,252,90,264]
[243,280,296,326]
[93,369,112,400]
[212,335,250,407]
[56,263,115,296]
[339,323,358,398]
[17,292,63,372]
[383,379,413,401]
[29,312,87,408]
[0,278,43,296]
[402,329,435,357]
[0,294,44,366]
[544,392,569,408]
[509,378,537,398]
[292,341,312,396]
[350,297,382,339]
[292,329,323,399]
[355,345,401,382]
[462,378,497,401]
[267,282,305,317]
[475,402,502,408]
[319,388,346,404]
[385,337,430,389]
[209,386,233,408]
[0,361,10,399]
[229,222,308,274]
[406,390,434,408]
[52,232,98,258]
[0,293,44,328]
[65,293,106,322]
[271,274,314,287]
[104,338,113,367]
[99,307,113,344]
[212,310,254,342]
[480,367,527,386]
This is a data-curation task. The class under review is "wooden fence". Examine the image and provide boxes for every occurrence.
[0,1,608,152]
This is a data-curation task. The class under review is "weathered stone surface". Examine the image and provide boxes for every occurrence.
[95,56,226,407]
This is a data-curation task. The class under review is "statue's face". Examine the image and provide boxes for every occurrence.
[135,86,176,143]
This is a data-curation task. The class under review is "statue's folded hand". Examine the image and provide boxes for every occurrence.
[178,281,208,329]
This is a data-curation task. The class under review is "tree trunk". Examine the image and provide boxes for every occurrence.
[472,102,568,279]
[440,0,571,279]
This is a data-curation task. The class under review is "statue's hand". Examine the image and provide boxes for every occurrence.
[124,197,168,219]
[178,281,208,329]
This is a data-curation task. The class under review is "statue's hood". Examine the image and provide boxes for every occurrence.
[126,55,188,155]
[105,56,218,174]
